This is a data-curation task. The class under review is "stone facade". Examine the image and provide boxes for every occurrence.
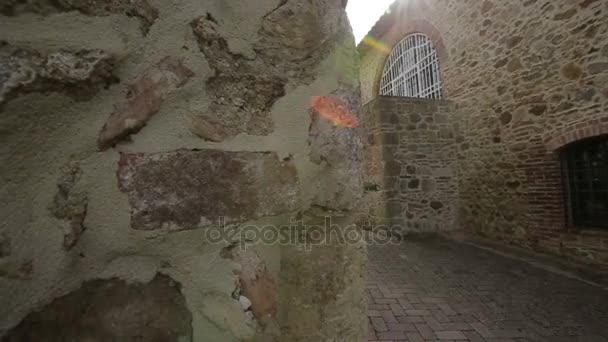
[363,97,459,234]
[360,0,608,265]
[0,0,366,341]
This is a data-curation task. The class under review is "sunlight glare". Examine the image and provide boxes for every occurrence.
[346,0,395,43]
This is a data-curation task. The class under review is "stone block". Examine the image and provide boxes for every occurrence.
[2,274,192,341]
[384,161,402,177]
[421,179,436,193]
[49,161,87,250]
[0,45,116,107]
[430,201,444,210]
[1,0,158,33]
[117,150,300,231]
[221,244,277,326]
[309,91,362,166]
[97,57,194,150]
[383,132,399,145]
[588,62,608,75]
[407,179,420,190]
[385,201,403,218]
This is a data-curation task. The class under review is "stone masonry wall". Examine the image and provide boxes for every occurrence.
[0,1,366,341]
[363,96,459,234]
[359,0,608,265]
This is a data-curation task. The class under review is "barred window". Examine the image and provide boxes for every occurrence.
[561,136,608,229]
[379,33,442,99]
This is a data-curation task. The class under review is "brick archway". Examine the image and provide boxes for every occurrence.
[368,19,448,98]
[546,123,608,151]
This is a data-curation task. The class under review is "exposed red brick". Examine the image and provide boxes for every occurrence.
[546,123,608,151]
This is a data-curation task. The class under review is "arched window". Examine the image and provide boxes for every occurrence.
[379,33,442,99]
[561,136,608,228]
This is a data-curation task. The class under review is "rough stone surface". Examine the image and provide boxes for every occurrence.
[117,150,300,231]
[221,243,278,326]
[188,114,226,142]
[359,0,608,265]
[0,44,116,106]
[0,0,158,33]
[2,274,193,341]
[49,161,87,250]
[309,94,361,164]
[191,0,351,140]
[190,14,285,138]
[280,215,367,342]
[0,0,365,340]
[0,260,33,280]
[0,233,10,258]
[363,97,459,233]
[97,57,194,150]
[308,88,364,211]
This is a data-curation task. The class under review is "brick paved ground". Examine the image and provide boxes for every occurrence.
[366,236,608,342]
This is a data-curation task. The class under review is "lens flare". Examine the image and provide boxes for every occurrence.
[311,96,359,128]
[361,36,391,54]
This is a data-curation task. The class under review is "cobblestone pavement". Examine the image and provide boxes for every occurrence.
[366,236,608,342]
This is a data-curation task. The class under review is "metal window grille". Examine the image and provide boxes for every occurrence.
[379,33,443,99]
[561,136,608,229]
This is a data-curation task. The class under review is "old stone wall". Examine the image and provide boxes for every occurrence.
[363,96,459,233]
[360,0,608,265]
[0,0,366,341]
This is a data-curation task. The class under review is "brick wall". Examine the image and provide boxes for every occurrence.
[363,96,459,234]
[360,0,608,265]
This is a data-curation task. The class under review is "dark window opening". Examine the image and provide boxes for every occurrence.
[561,135,608,229]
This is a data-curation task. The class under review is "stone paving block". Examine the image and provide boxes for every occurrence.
[376,298,398,304]
[366,238,608,342]
[386,323,417,332]
[371,316,388,332]
[406,332,425,342]
[376,330,406,340]
[463,331,486,342]
[369,304,390,310]
[471,322,495,338]
[437,303,458,315]
[381,310,399,324]
[406,309,432,316]
[424,315,444,330]
[441,322,473,331]
[390,303,406,316]
[435,330,467,340]
[398,316,425,324]
[398,298,415,309]
[415,323,438,340]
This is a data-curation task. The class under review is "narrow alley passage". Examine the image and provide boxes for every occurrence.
[367,237,608,342]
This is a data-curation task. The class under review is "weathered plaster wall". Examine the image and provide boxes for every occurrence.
[0,0,366,341]
[359,0,608,264]
[363,96,459,233]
